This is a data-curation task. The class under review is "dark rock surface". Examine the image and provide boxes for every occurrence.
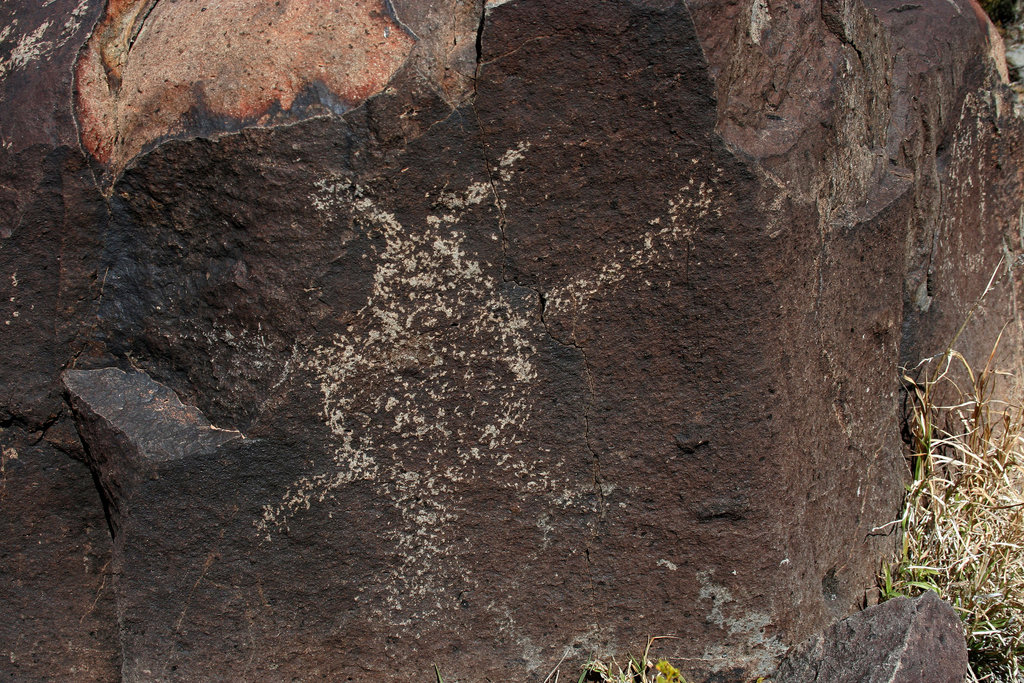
[63,368,242,535]
[0,1,120,679]
[2,0,1023,680]
[775,591,969,683]
[0,427,118,682]
[0,0,107,427]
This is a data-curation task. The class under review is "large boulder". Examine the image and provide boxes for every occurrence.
[2,0,1022,680]
[775,591,969,683]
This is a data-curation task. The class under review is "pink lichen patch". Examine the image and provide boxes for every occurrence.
[76,0,415,169]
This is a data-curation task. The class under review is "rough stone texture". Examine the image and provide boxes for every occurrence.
[3,0,1024,681]
[63,368,242,535]
[76,0,415,171]
[687,0,1024,376]
[0,0,106,427]
[774,591,969,683]
[75,0,484,175]
[0,0,121,678]
[0,427,118,682]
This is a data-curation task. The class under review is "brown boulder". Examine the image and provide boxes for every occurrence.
[1,0,1022,680]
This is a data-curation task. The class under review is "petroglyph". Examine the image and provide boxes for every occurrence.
[497,141,530,182]
[259,161,559,620]
[749,0,771,45]
[697,570,787,676]
[258,143,725,620]
[543,162,725,340]
[0,0,91,81]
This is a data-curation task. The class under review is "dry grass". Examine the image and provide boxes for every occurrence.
[884,335,1024,682]
[434,638,693,683]
[573,637,688,683]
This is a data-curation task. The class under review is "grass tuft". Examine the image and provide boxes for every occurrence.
[574,637,688,683]
[883,335,1024,682]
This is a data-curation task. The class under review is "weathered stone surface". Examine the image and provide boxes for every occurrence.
[3,0,1024,680]
[0,427,118,682]
[774,591,969,683]
[75,0,485,175]
[63,367,242,535]
[76,0,415,171]
[0,2,120,677]
[0,0,107,427]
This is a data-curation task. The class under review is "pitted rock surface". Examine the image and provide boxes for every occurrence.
[76,0,415,170]
[774,591,969,683]
[3,0,1024,680]
[75,0,485,175]
[0,428,118,682]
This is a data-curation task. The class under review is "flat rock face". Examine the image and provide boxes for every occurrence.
[0,0,106,424]
[0,428,118,682]
[64,368,241,535]
[3,0,1024,680]
[64,368,240,460]
[775,591,969,683]
[0,2,120,679]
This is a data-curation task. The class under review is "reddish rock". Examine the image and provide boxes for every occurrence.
[74,0,485,174]
[76,0,416,170]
